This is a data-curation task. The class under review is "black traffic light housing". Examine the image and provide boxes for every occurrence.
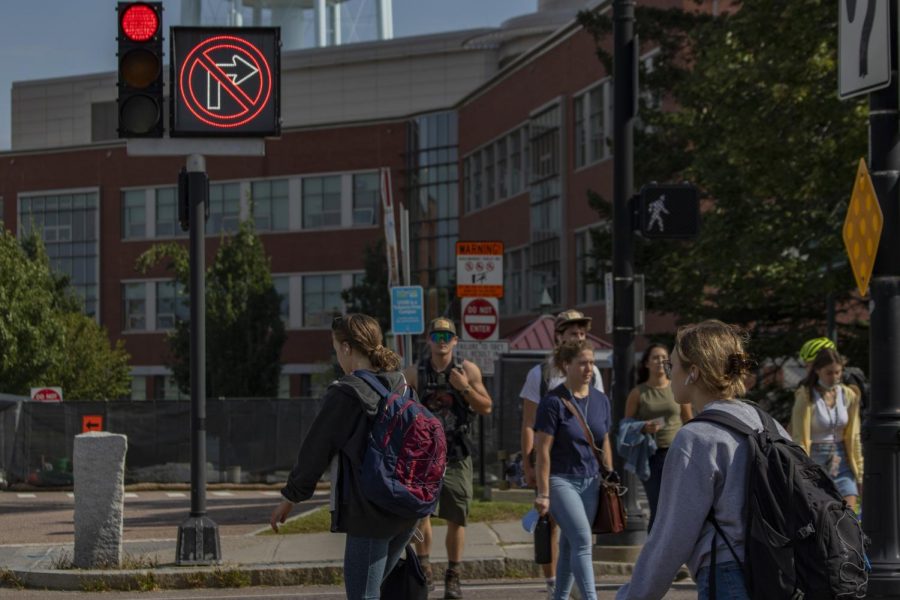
[117,2,164,137]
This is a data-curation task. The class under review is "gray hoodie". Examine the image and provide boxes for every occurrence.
[616,400,790,600]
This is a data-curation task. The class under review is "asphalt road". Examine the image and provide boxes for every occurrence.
[0,489,329,545]
[5,578,699,599]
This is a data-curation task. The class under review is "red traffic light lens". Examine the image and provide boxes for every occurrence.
[121,4,159,42]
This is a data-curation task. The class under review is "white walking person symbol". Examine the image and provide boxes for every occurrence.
[648,194,670,232]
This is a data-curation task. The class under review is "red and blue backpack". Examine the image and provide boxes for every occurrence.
[354,370,447,519]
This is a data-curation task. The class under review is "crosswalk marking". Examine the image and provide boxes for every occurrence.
[166,492,187,498]
[124,493,139,499]
[17,493,36,499]
[67,493,75,498]
[261,491,281,496]
[210,491,234,497]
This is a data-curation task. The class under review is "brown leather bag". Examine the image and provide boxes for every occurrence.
[560,395,627,535]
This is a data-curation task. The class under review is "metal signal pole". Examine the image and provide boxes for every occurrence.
[596,0,648,547]
[862,1,900,596]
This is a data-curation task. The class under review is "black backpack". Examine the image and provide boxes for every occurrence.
[692,402,869,600]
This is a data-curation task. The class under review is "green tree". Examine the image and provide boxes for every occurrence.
[0,229,130,399]
[138,220,286,398]
[341,238,391,333]
[579,0,869,415]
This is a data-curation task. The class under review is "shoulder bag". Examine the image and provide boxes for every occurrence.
[559,394,627,534]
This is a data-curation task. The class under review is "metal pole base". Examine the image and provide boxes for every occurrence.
[175,515,222,565]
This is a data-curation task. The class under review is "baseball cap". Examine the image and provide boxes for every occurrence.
[555,309,592,332]
[799,337,836,364]
[428,317,457,336]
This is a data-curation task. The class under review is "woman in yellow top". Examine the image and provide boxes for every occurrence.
[790,348,863,511]
[624,343,692,531]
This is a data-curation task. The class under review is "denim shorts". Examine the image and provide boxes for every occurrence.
[810,442,858,497]
[695,561,749,600]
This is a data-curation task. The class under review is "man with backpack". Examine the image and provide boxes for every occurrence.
[404,317,492,599]
[518,309,605,599]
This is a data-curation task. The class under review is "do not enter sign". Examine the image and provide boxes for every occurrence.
[461,297,499,341]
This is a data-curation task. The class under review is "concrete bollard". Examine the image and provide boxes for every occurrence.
[73,431,128,569]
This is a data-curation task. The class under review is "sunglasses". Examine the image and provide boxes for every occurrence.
[663,360,673,379]
[430,331,454,344]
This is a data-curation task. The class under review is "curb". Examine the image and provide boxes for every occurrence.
[4,558,633,591]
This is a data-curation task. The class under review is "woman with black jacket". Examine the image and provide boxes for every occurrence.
[270,313,418,599]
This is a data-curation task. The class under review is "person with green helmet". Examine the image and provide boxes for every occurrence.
[798,337,836,365]
[797,337,868,414]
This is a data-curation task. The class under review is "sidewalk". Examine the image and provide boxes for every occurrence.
[0,516,642,591]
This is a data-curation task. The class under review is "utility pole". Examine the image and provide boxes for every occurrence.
[862,1,900,596]
[597,0,648,546]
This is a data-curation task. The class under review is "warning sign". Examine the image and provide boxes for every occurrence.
[456,241,503,298]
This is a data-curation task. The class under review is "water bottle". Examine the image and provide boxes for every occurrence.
[534,514,552,564]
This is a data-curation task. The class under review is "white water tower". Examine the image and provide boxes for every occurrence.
[179,0,393,50]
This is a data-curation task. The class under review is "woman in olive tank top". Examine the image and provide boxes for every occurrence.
[624,344,693,531]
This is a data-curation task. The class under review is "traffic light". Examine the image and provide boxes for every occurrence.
[117,2,164,137]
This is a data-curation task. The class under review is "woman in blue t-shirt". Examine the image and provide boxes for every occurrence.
[533,339,613,600]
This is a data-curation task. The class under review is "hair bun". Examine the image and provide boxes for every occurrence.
[725,353,755,379]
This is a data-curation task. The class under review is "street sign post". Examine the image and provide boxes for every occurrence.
[638,183,700,239]
[390,285,425,335]
[456,341,509,376]
[171,27,280,137]
[843,158,883,297]
[456,241,503,298]
[838,0,891,99]
[461,297,499,341]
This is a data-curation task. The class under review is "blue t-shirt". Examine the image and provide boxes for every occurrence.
[534,384,612,477]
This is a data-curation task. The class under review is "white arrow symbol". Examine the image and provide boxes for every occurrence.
[216,54,259,86]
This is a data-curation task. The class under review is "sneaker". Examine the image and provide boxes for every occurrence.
[444,567,462,599]
[545,580,556,599]
[423,563,435,592]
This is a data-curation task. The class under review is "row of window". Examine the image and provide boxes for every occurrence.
[122,272,361,332]
[121,172,381,240]
[574,79,613,169]
[463,127,528,213]
[501,227,603,316]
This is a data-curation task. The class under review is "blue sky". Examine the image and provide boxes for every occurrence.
[0,0,536,150]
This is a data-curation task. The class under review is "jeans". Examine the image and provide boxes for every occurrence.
[642,447,668,532]
[549,474,600,600]
[344,526,416,599]
[695,561,749,600]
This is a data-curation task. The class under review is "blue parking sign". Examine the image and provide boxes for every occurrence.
[391,286,424,335]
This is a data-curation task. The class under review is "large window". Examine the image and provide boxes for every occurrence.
[302,176,342,229]
[209,182,241,235]
[122,283,146,330]
[155,187,181,237]
[576,228,603,305]
[302,274,343,326]
[502,247,529,316]
[155,281,188,330]
[352,173,379,226]
[122,190,146,239]
[574,81,612,168]
[252,179,289,231]
[19,191,100,316]
[529,106,562,309]
[408,112,459,292]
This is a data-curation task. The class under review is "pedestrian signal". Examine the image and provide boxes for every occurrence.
[117,2,164,137]
[638,183,700,239]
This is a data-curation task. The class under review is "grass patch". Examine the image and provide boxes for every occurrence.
[431,500,531,526]
[262,506,332,535]
[0,569,24,589]
[265,500,530,536]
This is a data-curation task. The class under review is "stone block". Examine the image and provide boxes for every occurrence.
[73,432,127,569]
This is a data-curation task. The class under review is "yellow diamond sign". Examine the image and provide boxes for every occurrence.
[842,158,883,297]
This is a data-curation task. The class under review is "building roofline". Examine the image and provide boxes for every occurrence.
[455,0,610,109]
